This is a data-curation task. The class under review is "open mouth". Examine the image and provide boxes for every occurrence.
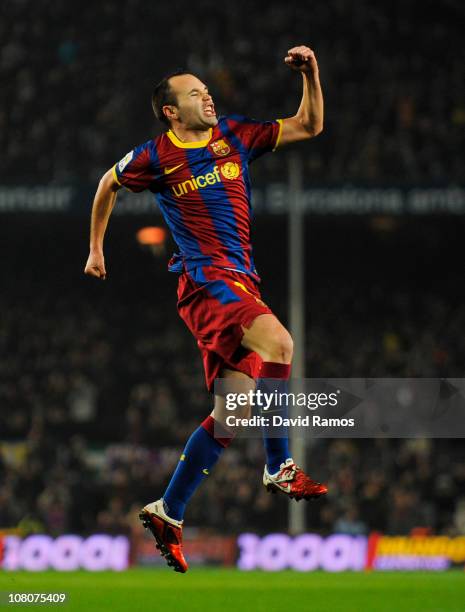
[203,103,216,117]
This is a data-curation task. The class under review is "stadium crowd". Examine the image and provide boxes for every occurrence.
[1,256,465,537]
[1,0,464,185]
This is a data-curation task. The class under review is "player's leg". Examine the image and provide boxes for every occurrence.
[162,368,242,522]
[209,367,255,423]
[139,368,243,573]
[241,313,294,364]
[241,313,293,473]
[140,269,259,572]
[241,313,328,500]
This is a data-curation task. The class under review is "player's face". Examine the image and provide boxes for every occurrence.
[168,74,218,130]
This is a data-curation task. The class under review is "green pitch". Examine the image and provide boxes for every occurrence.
[1,569,464,612]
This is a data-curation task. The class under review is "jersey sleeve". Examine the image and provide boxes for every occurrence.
[112,141,159,192]
[226,115,283,163]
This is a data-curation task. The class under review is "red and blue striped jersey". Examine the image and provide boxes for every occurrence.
[113,115,282,282]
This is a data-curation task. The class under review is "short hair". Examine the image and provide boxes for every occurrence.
[152,69,190,127]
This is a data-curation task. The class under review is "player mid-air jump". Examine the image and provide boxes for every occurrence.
[84,45,327,573]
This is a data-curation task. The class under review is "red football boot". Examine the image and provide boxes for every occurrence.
[263,458,328,501]
[139,499,188,573]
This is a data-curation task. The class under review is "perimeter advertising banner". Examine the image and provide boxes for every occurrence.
[134,530,236,568]
[2,532,465,571]
[237,533,465,572]
[1,534,130,571]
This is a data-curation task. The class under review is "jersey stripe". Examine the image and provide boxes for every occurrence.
[151,141,211,268]
[184,146,247,271]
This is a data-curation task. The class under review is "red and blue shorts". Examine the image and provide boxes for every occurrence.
[177,266,273,392]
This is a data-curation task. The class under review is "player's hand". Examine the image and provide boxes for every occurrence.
[84,250,106,280]
[284,46,318,74]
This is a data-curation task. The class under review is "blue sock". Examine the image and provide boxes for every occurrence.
[259,362,291,474]
[163,416,229,521]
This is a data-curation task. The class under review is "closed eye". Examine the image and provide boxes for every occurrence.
[188,88,209,96]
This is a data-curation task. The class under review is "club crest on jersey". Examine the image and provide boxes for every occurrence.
[210,139,230,156]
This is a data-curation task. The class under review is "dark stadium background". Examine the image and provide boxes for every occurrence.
[1,0,465,578]
[2,214,465,538]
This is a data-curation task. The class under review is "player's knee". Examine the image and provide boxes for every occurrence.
[266,331,293,363]
[280,332,294,363]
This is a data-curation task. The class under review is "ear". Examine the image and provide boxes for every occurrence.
[163,105,178,122]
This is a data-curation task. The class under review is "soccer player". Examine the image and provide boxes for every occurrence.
[84,45,327,573]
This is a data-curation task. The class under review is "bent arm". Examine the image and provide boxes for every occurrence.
[84,168,121,279]
[278,46,324,147]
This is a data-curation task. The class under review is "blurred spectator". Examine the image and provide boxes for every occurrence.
[0,1,463,184]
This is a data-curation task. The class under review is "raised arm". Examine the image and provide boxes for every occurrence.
[278,45,324,146]
[84,168,121,280]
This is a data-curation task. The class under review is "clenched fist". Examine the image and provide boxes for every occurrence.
[84,250,106,280]
[285,45,318,74]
